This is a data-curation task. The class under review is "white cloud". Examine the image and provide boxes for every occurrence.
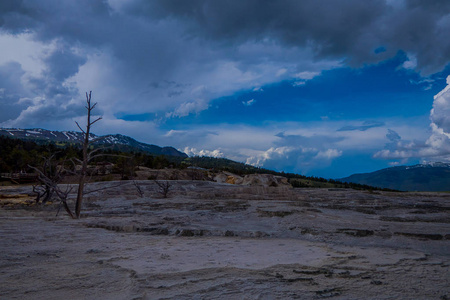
[374,75,450,162]
[292,81,306,86]
[402,53,417,70]
[416,76,450,160]
[0,33,53,77]
[245,144,343,175]
[242,99,256,106]
[292,71,321,87]
[183,147,224,158]
[315,149,343,159]
[430,75,450,138]
[409,78,434,91]
[166,98,209,118]
[167,119,431,175]
[294,71,320,80]
[245,146,294,167]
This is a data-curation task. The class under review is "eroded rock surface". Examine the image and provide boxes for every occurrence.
[0,181,449,299]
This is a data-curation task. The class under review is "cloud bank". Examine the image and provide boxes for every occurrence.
[375,75,450,162]
[0,0,449,129]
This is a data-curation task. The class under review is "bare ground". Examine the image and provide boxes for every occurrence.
[0,180,449,299]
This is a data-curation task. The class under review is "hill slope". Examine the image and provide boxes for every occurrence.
[339,163,450,192]
[1,132,390,191]
[0,128,187,158]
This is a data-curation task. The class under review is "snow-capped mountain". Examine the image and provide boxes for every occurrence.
[405,162,450,169]
[339,163,450,192]
[0,128,187,158]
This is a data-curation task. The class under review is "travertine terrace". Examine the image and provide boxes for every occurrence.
[1,180,449,299]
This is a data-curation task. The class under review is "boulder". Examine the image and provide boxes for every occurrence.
[226,175,243,184]
[213,173,228,183]
[214,172,243,184]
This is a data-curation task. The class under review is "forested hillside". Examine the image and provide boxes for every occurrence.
[0,136,390,191]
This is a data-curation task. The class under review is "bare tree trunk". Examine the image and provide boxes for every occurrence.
[75,121,89,218]
[75,173,86,218]
[74,91,101,219]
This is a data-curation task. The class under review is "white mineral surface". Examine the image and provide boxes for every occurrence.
[0,180,449,299]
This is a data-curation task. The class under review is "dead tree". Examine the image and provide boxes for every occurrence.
[151,172,171,198]
[32,153,60,204]
[73,91,103,219]
[155,180,171,198]
[29,155,75,218]
[24,91,136,219]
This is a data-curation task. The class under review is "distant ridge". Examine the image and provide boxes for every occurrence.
[0,128,187,158]
[339,163,450,192]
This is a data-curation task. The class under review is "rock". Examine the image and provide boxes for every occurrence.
[213,172,243,184]
[213,173,228,183]
[213,172,290,187]
[241,174,290,187]
[226,175,243,184]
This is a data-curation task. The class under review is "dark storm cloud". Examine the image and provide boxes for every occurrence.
[0,45,86,126]
[0,59,84,127]
[1,0,449,75]
[130,0,450,74]
[12,42,88,110]
[0,0,36,33]
[43,46,87,82]
[0,62,28,121]
[1,0,204,113]
[12,42,88,125]
[0,0,111,42]
[0,62,25,94]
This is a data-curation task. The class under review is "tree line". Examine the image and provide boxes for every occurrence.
[1,134,396,192]
[0,135,175,174]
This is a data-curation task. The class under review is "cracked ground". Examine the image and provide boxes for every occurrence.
[1,181,449,299]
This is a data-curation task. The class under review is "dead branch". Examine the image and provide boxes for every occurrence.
[133,180,144,198]
[75,121,86,134]
[28,164,75,218]
[83,182,126,195]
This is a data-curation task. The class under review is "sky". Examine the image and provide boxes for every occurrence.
[1,0,450,178]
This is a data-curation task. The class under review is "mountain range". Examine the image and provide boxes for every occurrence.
[339,162,450,192]
[2,127,449,192]
[0,128,187,158]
